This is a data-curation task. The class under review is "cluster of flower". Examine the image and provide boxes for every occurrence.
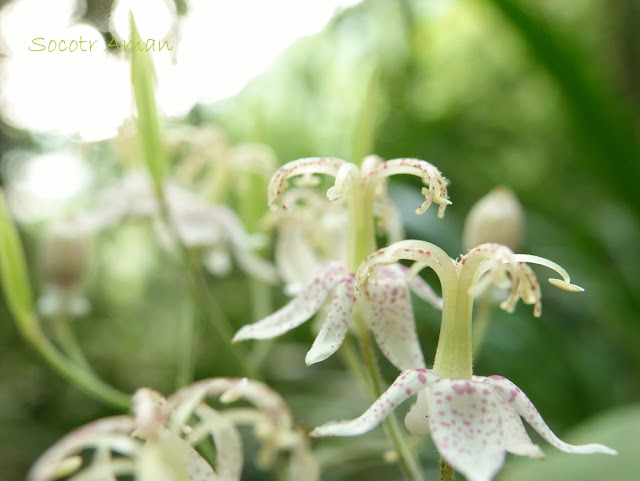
[27,146,615,481]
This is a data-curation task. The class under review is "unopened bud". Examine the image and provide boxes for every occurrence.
[463,187,523,251]
[40,220,91,289]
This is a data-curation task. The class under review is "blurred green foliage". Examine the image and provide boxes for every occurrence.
[1,0,639,479]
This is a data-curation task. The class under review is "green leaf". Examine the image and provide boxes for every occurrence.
[499,404,640,481]
[0,190,36,336]
[130,13,167,190]
[488,0,640,216]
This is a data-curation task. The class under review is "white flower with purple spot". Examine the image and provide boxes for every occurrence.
[233,155,449,369]
[28,378,318,481]
[312,369,617,481]
[233,258,441,369]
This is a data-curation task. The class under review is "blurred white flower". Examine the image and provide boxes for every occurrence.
[87,171,278,283]
[28,378,319,481]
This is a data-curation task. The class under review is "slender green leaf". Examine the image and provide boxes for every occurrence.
[0,190,36,335]
[130,13,167,190]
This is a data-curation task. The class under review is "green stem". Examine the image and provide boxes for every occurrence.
[352,305,424,481]
[432,254,489,480]
[248,277,274,370]
[432,279,473,379]
[176,300,197,388]
[154,187,257,380]
[342,163,422,481]
[346,177,376,272]
[23,319,131,410]
[50,311,93,373]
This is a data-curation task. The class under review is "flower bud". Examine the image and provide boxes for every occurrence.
[40,219,91,290]
[463,187,524,251]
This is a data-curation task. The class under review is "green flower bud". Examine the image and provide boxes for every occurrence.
[463,187,523,251]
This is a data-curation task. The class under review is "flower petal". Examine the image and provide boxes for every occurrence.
[311,369,439,437]
[137,429,216,481]
[483,376,618,456]
[470,375,544,459]
[169,378,293,432]
[233,261,345,342]
[188,405,242,481]
[305,274,356,365]
[499,402,545,458]
[209,206,279,284]
[426,379,509,481]
[361,264,426,370]
[27,416,138,481]
[287,434,321,481]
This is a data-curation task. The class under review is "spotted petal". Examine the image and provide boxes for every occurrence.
[311,369,439,437]
[483,376,618,456]
[361,264,426,370]
[426,379,511,481]
[305,274,356,365]
[233,261,345,341]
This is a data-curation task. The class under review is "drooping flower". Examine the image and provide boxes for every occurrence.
[28,378,318,481]
[312,239,615,480]
[311,369,617,481]
[86,171,278,283]
[267,187,348,296]
[234,259,441,368]
[233,156,449,369]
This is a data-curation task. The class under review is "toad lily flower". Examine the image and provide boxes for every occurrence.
[311,369,617,481]
[356,240,585,379]
[234,259,441,368]
[268,187,348,296]
[234,156,449,369]
[28,378,318,481]
[311,240,616,481]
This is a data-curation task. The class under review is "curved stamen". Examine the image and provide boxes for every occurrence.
[513,254,584,292]
[363,158,451,217]
[268,157,345,212]
[464,244,581,317]
[327,163,360,201]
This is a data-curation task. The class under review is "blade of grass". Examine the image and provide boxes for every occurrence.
[130,13,167,191]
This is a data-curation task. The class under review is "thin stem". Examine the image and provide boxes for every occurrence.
[154,187,257,380]
[23,320,131,410]
[346,177,376,273]
[176,300,197,388]
[352,304,424,481]
[440,457,455,481]
[50,310,93,373]
[248,277,274,370]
